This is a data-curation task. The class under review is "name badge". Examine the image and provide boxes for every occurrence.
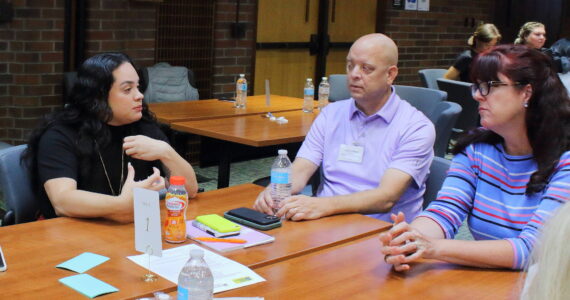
[338,144,364,163]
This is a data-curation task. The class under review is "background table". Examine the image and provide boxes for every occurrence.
[172,110,318,188]
[149,95,309,124]
[0,184,389,299]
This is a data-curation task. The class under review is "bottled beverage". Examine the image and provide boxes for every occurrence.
[164,176,188,244]
[177,249,214,300]
[235,74,247,108]
[303,78,314,113]
[270,149,292,215]
[318,77,330,110]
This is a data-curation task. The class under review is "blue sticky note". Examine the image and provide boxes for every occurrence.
[59,274,119,298]
[56,252,110,273]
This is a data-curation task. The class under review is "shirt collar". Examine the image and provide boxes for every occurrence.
[349,86,399,123]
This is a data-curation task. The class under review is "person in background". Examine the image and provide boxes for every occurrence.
[514,22,546,50]
[254,33,435,223]
[380,45,570,271]
[546,37,570,74]
[443,23,501,82]
[520,202,570,300]
[24,52,198,223]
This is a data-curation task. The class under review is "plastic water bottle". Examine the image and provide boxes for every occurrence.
[303,78,314,113]
[177,249,214,300]
[318,77,330,110]
[235,74,247,108]
[270,149,292,215]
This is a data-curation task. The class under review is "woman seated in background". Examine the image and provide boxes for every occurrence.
[514,22,546,50]
[380,45,570,271]
[520,202,570,300]
[24,52,198,223]
[443,23,501,82]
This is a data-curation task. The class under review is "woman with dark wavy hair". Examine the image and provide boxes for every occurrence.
[25,52,198,223]
[380,44,570,271]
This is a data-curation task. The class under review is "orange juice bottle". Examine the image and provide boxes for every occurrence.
[164,176,188,243]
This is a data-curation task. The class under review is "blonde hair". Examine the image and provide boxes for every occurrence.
[521,202,570,300]
[467,23,501,49]
[514,22,545,45]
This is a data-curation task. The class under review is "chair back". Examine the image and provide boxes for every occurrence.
[141,62,199,103]
[63,71,78,105]
[418,69,447,89]
[394,85,447,120]
[424,156,451,208]
[436,78,479,134]
[328,74,351,102]
[0,145,39,226]
[559,72,570,95]
[431,101,462,157]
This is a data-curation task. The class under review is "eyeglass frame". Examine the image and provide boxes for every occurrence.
[471,81,524,97]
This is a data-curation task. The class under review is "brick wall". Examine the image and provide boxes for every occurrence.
[211,0,256,99]
[384,0,496,85]
[0,0,157,146]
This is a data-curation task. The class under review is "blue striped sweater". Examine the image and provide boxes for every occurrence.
[420,142,570,269]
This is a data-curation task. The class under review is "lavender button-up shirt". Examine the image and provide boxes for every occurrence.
[297,89,435,222]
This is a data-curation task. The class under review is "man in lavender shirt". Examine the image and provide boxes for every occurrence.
[254,33,435,223]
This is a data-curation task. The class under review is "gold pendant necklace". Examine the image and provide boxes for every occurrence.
[95,141,124,196]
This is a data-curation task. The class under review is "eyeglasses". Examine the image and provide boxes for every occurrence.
[471,81,523,97]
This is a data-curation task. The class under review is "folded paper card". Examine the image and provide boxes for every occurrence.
[56,252,110,273]
[59,273,118,298]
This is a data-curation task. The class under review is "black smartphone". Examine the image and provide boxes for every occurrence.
[224,207,282,231]
[0,245,7,272]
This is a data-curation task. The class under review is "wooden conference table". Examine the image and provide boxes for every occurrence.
[172,108,318,189]
[0,184,389,299]
[149,94,309,124]
[219,235,521,299]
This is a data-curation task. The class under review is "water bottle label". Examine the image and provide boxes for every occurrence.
[304,88,314,96]
[271,171,289,184]
[177,286,189,300]
[319,87,330,94]
[240,83,247,91]
[166,196,186,211]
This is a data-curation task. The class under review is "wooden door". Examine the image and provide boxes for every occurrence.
[255,0,319,97]
[255,0,379,98]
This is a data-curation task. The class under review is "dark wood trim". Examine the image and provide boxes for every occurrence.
[376,0,387,33]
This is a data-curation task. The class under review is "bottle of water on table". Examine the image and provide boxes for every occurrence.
[318,76,330,110]
[177,249,214,300]
[235,74,247,108]
[303,78,314,113]
[270,149,292,215]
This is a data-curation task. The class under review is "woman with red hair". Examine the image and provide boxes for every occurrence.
[380,44,570,271]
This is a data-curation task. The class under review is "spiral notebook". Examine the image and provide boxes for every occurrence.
[186,220,275,252]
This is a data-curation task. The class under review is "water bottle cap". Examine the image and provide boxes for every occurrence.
[239,74,245,77]
[190,249,204,258]
[278,149,288,155]
[307,78,312,82]
[169,176,186,186]
[322,77,327,80]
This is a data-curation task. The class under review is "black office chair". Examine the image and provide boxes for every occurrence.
[423,156,452,208]
[418,69,447,90]
[437,78,479,136]
[0,145,39,226]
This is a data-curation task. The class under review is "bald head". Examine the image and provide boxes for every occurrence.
[350,33,398,66]
[346,33,399,113]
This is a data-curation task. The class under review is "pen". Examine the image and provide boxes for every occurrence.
[194,237,247,244]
